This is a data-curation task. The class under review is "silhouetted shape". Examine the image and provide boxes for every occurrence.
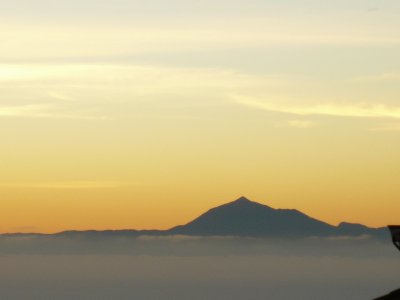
[374,226,400,300]
[374,289,400,300]
[169,197,387,238]
[0,196,387,239]
[170,197,336,237]
[337,222,377,236]
[388,225,400,251]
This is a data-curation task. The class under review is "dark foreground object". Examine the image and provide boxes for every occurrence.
[374,289,400,300]
[375,226,400,300]
[388,225,400,251]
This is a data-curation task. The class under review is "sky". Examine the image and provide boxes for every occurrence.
[1,0,400,233]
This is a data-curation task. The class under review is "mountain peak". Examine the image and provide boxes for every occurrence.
[227,196,274,210]
[233,196,252,203]
[169,196,340,237]
[228,196,273,210]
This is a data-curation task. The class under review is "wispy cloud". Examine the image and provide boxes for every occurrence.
[1,25,400,63]
[0,104,49,117]
[233,96,400,119]
[0,181,124,189]
[351,73,400,82]
[275,120,317,129]
[369,123,400,132]
[47,91,77,102]
[0,104,110,120]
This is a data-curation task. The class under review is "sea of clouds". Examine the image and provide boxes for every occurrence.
[0,235,399,299]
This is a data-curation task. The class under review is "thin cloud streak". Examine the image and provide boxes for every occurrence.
[275,120,317,129]
[0,104,111,120]
[47,91,77,102]
[369,123,400,132]
[1,25,400,63]
[233,96,400,119]
[0,181,125,189]
[351,73,400,82]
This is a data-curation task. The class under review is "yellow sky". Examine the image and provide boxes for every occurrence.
[1,0,400,233]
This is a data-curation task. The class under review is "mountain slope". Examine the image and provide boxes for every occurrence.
[169,197,337,237]
[1,196,387,239]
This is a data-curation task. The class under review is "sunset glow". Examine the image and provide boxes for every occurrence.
[1,0,400,233]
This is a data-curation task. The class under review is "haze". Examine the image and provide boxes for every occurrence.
[0,235,399,300]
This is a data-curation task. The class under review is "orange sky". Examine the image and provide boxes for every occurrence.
[1,0,400,233]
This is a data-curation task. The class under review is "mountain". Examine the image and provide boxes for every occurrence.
[169,197,386,238]
[336,222,384,236]
[0,196,388,239]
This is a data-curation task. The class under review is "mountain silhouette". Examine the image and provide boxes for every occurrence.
[1,196,387,239]
[168,197,385,238]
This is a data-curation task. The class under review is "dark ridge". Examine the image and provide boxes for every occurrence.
[0,197,387,239]
[169,197,335,237]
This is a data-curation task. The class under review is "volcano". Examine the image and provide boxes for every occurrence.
[170,197,338,237]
